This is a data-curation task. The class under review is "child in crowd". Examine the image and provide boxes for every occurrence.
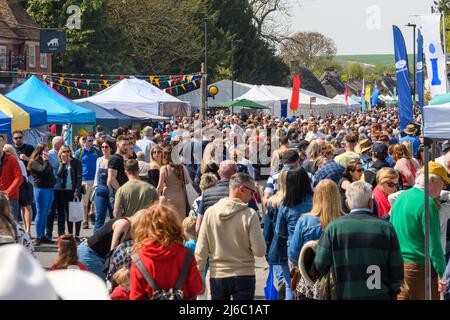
[183,216,209,300]
[182,216,197,251]
[110,267,130,300]
[49,234,88,271]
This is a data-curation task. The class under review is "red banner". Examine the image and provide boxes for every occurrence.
[290,75,301,110]
[344,83,348,105]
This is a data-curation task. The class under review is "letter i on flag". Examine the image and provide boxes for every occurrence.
[290,75,301,111]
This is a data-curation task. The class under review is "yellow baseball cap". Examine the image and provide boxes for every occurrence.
[419,161,450,184]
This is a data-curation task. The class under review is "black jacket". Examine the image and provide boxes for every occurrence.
[30,158,56,188]
[57,158,82,197]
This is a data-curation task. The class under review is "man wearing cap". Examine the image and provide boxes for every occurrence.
[400,124,420,156]
[334,134,360,167]
[136,126,155,163]
[364,142,392,189]
[356,139,373,170]
[390,162,449,300]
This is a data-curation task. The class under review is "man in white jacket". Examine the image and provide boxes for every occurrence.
[195,173,266,300]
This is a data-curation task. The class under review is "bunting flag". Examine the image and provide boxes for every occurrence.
[73,80,78,87]
[67,87,71,94]
[77,88,81,96]
[168,80,172,86]
[86,79,91,86]
[181,84,186,91]
[120,75,125,81]
[77,79,82,87]
[82,90,87,97]
[103,80,108,86]
[65,80,70,87]
[168,87,173,95]
[290,75,301,110]
[49,81,54,88]
[42,75,47,81]
[155,79,160,87]
[150,76,154,83]
[59,77,64,85]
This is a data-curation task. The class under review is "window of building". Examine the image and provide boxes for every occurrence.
[28,45,35,68]
[0,46,7,70]
[40,52,47,69]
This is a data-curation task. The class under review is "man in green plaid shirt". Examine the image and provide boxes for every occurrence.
[313,181,404,299]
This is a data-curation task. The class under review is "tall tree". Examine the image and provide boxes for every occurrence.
[23,0,134,73]
[206,0,289,85]
[280,31,337,73]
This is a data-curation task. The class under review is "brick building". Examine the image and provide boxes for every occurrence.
[0,0,51,93]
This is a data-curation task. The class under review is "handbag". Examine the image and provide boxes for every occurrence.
[181,167,198,211]
[264,265,279,300]
[90,186,97,203]
[68,199,83,222]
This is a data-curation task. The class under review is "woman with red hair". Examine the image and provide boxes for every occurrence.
[130,203,203,300]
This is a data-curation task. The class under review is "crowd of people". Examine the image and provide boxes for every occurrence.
[1,105,450,300]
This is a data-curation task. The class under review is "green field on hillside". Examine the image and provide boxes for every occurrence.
[334,54,414,67]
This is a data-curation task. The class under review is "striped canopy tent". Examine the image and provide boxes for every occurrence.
[0,94,47,134]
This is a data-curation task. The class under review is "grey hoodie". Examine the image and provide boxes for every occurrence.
[195,197,266,278]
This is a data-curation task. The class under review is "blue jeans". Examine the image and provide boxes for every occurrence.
[210,275,256,300]
[77,242,106,280]
[34,187,54,238]
[94,187,112,233]
[9,200,19,221]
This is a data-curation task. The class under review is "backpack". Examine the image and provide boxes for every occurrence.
[77,147,100,161]
[131,248,193,300]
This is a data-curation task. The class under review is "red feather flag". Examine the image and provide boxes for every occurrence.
[290,75,301,110]
[344,83,349,105]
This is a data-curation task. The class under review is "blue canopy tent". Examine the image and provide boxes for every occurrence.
[6,75,95,124]
[0,94,47,135]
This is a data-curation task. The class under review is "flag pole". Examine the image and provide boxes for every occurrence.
[443,11,449,93]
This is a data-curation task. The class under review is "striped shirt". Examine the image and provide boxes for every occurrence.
[314,209,404,300]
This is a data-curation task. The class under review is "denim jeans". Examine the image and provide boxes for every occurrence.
[77,242,106,280]
[34,187,54,238]
[9,200,20,221]
[94,186,112,233]
[210,275,256,300]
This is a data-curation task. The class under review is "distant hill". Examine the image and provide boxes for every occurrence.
[334,54,414,67]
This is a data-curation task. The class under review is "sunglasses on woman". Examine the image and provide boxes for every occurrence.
[385,182,397,188]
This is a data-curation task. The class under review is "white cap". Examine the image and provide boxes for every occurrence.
[0,244,110,300]
[0,244,58,300]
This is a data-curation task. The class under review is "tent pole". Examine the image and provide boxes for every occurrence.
[424,143,431,300]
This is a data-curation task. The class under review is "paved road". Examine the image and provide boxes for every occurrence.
[33,220,270,300]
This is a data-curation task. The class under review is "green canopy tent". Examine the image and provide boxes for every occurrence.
[218,99,271,111]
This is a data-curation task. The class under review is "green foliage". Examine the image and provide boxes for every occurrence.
[20,0,289,85]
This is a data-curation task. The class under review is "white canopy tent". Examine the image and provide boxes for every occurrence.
[178,79,354,118]
[178,79,253,110]
[234,85,282,116]
[75,78,191,117]
[333,94,361,106]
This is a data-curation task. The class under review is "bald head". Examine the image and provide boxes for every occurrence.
[218,160,237,181]
[52,136,64,151]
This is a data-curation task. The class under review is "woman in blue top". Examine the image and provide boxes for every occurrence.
[288,179,342,266]
[93,140,114,233]
[268,167,313,300]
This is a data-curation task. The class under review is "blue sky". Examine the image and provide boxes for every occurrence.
[289,0,435,54]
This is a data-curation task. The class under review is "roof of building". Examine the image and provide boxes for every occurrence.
[0,0,40,41]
